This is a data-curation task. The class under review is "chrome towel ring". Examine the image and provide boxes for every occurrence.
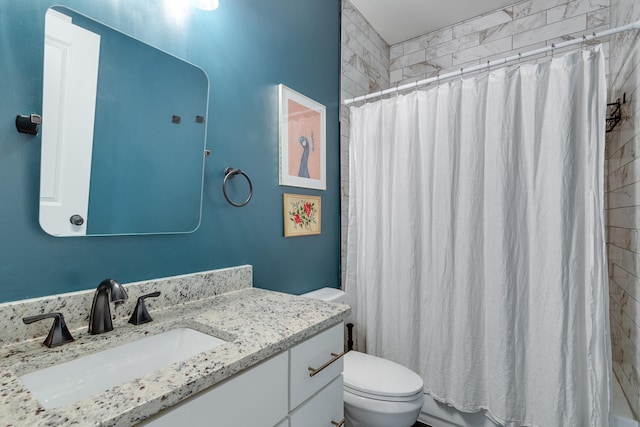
[222,167,253,207]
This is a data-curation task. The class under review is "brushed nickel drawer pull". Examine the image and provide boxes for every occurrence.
[331,419,345,426]
[308,351,346,377]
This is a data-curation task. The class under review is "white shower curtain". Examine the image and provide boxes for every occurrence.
[346,47,610,426]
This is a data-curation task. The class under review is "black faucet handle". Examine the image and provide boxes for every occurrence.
[128,291,161,325]
[23,312,75,348]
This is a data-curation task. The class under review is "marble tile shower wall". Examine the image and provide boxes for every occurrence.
[340,0,390,286]
[390,0,611,87]
[607,0,640,418]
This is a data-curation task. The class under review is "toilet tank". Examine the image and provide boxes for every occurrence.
[300,287,346,304]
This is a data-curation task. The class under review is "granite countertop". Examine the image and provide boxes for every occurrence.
[0,288,350,426]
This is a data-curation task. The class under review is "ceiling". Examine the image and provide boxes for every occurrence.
[349,0,518,45]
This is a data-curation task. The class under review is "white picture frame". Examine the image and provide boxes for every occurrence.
[278,84,326,190]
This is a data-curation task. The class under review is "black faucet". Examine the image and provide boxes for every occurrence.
[88,278,128,335]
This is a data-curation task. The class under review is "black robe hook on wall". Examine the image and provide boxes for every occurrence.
[16,114,42,135]
[607,93,626,133]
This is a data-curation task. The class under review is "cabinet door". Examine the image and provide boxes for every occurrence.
[141,351,288,426]
[289,376,344,427]
[290,323,344,409]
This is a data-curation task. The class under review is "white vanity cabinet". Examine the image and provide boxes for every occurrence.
[289,376,344,427]
[288,322,345,427]
[140,322,344,427]
[140,351,289,426]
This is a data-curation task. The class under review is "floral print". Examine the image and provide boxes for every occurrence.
[288,200,317,231]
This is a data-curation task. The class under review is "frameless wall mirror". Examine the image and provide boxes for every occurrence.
[40,6,209,237]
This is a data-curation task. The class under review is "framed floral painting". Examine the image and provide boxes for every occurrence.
[278,84,326,190]
[283,193,321,237]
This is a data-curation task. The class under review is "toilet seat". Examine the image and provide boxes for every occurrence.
[345,384,423,402]
[344,351,423,401]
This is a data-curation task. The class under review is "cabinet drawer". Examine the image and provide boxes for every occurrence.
[289,323,344,409]
[289,375,344,427]
[140,351,288,426]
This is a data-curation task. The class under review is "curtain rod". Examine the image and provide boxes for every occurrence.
[344,20,640,106]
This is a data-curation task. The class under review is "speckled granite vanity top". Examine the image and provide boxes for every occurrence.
[0,266,350,426]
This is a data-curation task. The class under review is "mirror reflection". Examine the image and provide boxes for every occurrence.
[40,6,209,237]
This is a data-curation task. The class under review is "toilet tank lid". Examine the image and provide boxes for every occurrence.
[344,351,424,398]
[300,287,345,303]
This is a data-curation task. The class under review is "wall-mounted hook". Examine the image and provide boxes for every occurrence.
[16,114,41,135]
[606,92,627,133]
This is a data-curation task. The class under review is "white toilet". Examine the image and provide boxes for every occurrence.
[301,288,424,427]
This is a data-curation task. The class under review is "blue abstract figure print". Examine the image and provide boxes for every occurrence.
[297,131,315,178]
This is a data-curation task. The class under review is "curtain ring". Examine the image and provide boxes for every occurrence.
[460,67,464,81]
[551,43,555,58]
[518,52,522,64]
[436,74,440,87]
[395,86,399,97]
[487,60,491,75]
[222,167,253,207]
[582,34,587,50]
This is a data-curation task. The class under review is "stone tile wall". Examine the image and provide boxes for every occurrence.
[607,0,640,417]
[340,0,390,287]
[390,0,610,86]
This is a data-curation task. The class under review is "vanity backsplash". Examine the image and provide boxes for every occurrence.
[0,265,252,346]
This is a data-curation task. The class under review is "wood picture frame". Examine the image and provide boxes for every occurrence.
[283,193,321,237]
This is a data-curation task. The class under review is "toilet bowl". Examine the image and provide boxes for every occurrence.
[343,350,424,427]
[301,288,424,427]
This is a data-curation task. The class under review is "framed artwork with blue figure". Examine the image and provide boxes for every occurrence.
[278,84,326,190]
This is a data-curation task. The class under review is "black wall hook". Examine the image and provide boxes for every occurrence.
[16,114,42,135]
[607,92,626,133]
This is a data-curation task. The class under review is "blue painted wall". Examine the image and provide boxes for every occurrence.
[0,0,341,302]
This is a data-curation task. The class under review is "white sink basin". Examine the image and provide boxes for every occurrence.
[19,328,226,409]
